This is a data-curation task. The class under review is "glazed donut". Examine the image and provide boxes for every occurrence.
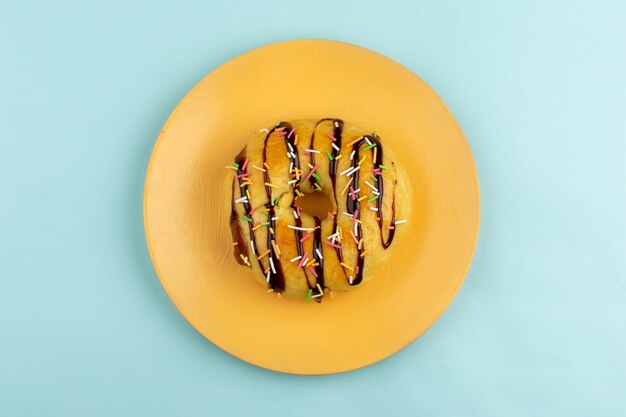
[227,118,411,301]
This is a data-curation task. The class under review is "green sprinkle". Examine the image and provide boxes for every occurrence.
[326,150,333,161]
[372,131,377,137]
[371,175,378,181]
[273,197,280,206]
[314,183,322,191]
[275,121,281,127]
[367,195,379,203]
[261,222,270,226]
[311,172,321,181]
[364,143,377,151]
[232,162,240,168]
[336,226,339,234]
[239,216,253,222]
[306,289,312,303]
[379,165,388,170]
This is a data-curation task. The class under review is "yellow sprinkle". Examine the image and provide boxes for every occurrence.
[295,189,303,197]
[346,136,364,147]
[269,227,274,234]
[246,189,251,199]
[307,163,314,169]
[306,259,315,267]
[341,181,351,195]
[253,165,266,172]
[225,166,238,171]
[340,262,354,271]
[258,249,271,260]
[267,288,274,293]
[358,239,364,249]
[264,267,270,274]
[316,283,324,295]
[358,195,367,201]
[360,250,369,258]
[349,231,359,244]
[240,182,248,188]
[252,224,262,231]
[373,147,378,163]
[335,154,343,160]
[271,240,280,258]
[277,292,282,299]
[294,134,299,145]
[264,162,270,170]
[264,182,278,188]
[231,241,239,246]
[358,155,366,166]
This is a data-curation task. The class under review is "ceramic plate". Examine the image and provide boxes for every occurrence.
[144,40,479,374]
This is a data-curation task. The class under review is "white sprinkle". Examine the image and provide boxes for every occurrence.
[266,271,271,282]
[349,276,354,284]
[353,188,360,194]
[365,181,378,192]
[244,256,249,264]
[251,241,256,254]
[311,293,323,299]
[305,149,320,154]
[259,128,269,133]
[287,142,294,152]
[316,248,323,259]
[287,152,292,158]
[290,255,302,263]
[293,210,299,219]
[350,150,356,160]
[302,257,309,266]
[290,152,297,159]
[287,179,297,185]
[395,220,408,224]
[346,166,361,177]
[289,162,293,172]
[372,190,380,195]
[326,233,339,240]
[370,207,379,211]
[334,121,339,128]
[343,212,353,217]
[331,143,340,151]
[365,137,372,145]
[269,257,276,274]
[271,216,279,221]
[339,166,353,176]
[287,225,315,231]
[354,222,358,236]
[235,196,248,203]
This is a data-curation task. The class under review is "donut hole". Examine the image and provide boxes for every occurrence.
[295,191,334,219]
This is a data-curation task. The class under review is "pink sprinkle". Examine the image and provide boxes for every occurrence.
[308,267,318,278]
[298,252,309,269]
[288,127,296,138]
[355,266,359,275]
[304,163,318,182]
[350,186,355,200]
[237,173,250,179]
[304,150,311,155]
[352,209,359,224]
[241,158,249,170]
[324,241,342,249]
[276,131,286,137]
[373,169,382,175]
[387,226,395,230]
[252,222,260,227]
[300,233,312,243]
[327,133,337,142]
[296,207,302,217]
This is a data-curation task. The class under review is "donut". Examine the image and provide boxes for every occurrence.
[227,118,411,301]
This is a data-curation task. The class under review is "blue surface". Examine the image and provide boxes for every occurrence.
[1,1,625,416]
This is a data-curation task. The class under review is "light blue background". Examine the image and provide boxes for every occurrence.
[1,1,625,416]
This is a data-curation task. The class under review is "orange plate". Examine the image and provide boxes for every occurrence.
[144,40,479,375]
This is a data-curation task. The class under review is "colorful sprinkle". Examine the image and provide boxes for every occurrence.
[340,262,354,271]
[367,195,379,203]
[306,289,312,303]
[364,143,377,151]
[239,216,253,222]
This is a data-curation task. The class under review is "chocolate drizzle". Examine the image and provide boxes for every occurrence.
[230,119,398,297]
